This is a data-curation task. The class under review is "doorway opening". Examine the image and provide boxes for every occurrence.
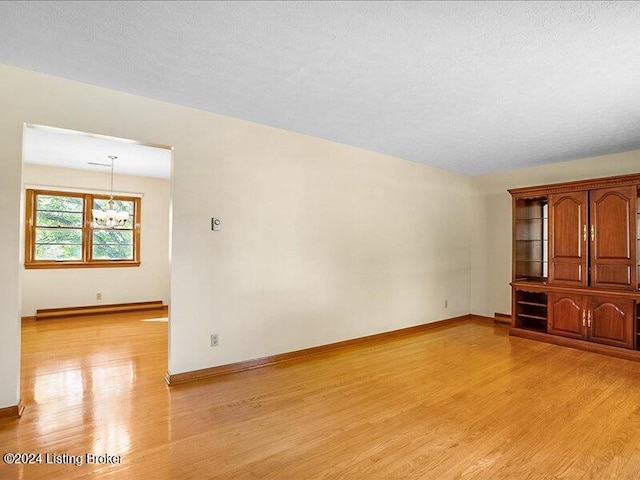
[20,123,173,415]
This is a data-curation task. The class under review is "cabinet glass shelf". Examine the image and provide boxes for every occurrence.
[514,197,548,281]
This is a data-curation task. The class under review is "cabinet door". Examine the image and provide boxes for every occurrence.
[587,296,634,349]
[590,186,637,290]
[548,292,585,339]
[549,192,588,286]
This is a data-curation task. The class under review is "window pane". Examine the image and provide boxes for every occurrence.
[36,211,84,227]
[92,228,133,260]
[93,199,134,213]
[92,244,133,260]
[92,199,134,229]
[35,244,82,261]
[92,230,133,245]
[35,228,83,244]
[37,194,84,212]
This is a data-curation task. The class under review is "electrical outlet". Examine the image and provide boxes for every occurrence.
[210,334,219,347]
[96,292,102,301]
[444,299,448,308]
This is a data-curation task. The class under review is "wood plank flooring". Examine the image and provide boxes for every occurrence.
[2,313,640,478]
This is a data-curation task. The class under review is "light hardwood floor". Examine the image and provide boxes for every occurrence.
[2,313,640,479]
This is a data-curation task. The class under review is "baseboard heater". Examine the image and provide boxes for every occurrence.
[35,300,165,320]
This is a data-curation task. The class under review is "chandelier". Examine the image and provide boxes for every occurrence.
[92,155,130,228]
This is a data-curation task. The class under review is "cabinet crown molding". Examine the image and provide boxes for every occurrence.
[508,172,640,197]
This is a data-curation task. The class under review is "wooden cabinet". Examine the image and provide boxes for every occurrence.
[510,174,640,360]
[548,292,634,349]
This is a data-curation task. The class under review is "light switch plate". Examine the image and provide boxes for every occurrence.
[212,217,222,231]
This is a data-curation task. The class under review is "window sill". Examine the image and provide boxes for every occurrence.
[25,261,140,269]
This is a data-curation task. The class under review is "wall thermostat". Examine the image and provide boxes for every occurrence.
[212,217,222,231]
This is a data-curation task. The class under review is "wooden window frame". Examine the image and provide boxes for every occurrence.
[25,189,141,269]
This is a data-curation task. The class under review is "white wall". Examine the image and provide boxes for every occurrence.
[21,164,170,316]
[0,64,473,408]
[0,87,22,410]
[470,150,640,318]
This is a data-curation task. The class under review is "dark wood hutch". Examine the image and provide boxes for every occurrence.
[509,173,640,361]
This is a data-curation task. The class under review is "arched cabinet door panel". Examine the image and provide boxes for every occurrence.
[548,292,585,339]
[590,186,637,290]
[588,296,634,349]
[548,192,588,286]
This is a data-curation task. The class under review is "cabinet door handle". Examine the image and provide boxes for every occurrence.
[582,309,586,327]
[587,310,592,328]
[590,225,595,242]
[583,225,587,242]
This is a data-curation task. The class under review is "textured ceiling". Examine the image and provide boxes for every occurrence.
[1,1,640,176]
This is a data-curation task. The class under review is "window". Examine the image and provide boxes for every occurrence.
[25,189,141,268]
